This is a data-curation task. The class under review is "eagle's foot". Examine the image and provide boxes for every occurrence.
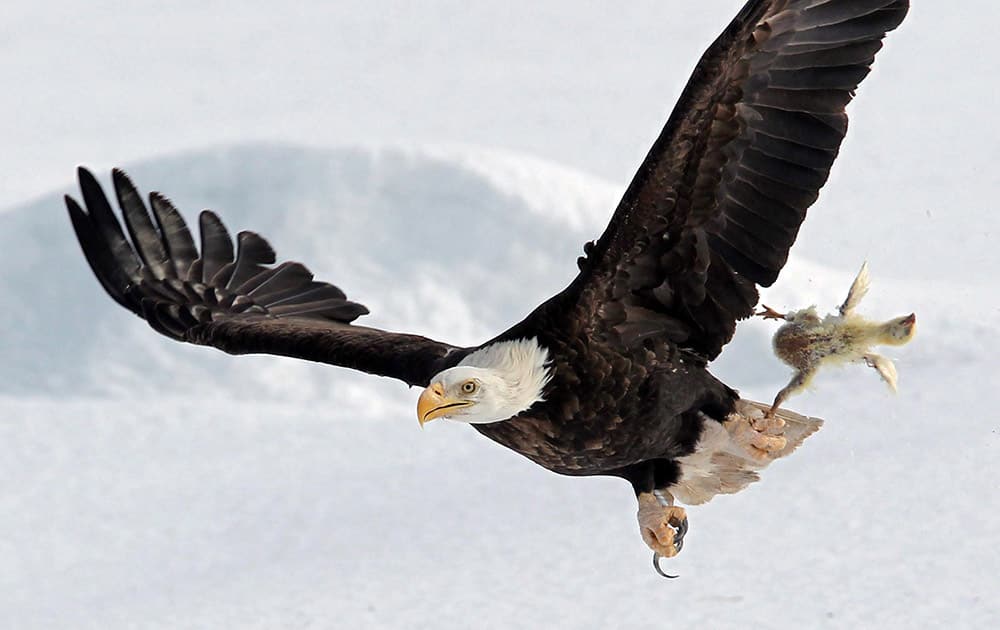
[750,412,785,434]
[638,492,687,573]
[747,430,787,457]
[727,402,788,461]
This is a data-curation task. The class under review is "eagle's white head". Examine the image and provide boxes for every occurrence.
[417,338,551,425]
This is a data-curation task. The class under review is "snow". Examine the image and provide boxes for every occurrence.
[2,2,998,628]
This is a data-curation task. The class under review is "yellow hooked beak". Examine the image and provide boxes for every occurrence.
[417,382,473,426]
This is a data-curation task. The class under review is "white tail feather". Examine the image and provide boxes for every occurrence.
[670,401,823,506]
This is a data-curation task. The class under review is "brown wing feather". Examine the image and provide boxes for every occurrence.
[67,168,465,387]
[559,0,908,360]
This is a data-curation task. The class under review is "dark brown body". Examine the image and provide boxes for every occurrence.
[475,319,737,483]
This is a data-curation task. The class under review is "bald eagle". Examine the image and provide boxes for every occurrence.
[66,0,909,575]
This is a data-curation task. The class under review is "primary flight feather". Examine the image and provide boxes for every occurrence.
[66,0,909,574]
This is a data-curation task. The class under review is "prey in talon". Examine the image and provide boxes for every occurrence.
[758,262,916,416]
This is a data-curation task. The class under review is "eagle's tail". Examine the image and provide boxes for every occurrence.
[670,400,823,506]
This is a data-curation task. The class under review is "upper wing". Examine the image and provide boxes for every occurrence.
[66,167,466,387]
[562,0,908,359]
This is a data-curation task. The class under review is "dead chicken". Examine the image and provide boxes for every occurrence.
[757,262,916,417]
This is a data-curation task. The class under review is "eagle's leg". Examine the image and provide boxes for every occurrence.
[620,460,688,577]
[766,368,815,418]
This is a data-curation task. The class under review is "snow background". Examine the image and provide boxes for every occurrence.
[2,1,998,628]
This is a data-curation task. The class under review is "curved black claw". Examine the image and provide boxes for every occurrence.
[675,516,689,547]
[652,552,679,579]
[651,516,689,579]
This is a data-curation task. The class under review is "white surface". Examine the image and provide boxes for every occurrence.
[2,2,998,628]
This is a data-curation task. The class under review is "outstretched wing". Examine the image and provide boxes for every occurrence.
[66,167,466,387]
[562,0,908,359]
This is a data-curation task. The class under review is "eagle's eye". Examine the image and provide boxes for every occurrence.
[461,380,478,394]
